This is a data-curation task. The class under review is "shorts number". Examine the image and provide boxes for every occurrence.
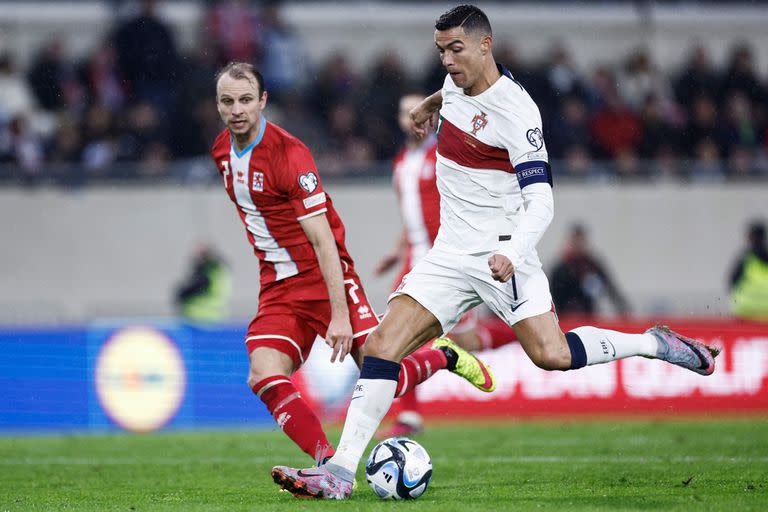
[344,278,360,304]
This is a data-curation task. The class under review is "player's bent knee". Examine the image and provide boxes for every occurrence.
[530,351,570,371]
[361,328,394,359]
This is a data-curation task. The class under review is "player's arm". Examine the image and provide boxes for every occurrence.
[490,182,554,282]
[409,90,442,138]
[300,213,353,363]
[490,110,555,282]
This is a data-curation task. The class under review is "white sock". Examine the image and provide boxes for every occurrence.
[327,358,399,476]
[570,325,658,365]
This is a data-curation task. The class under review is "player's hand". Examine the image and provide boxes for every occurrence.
[488,254,514,282]
[374,252,400,276]
[409,106,438,139]
[326,315,353,363]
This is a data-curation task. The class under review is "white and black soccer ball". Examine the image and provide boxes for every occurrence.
[365,437,432,500]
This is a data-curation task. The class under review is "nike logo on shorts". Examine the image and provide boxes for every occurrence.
[510,300,528,312]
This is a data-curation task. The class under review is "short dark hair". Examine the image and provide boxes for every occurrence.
[435,5,492,37]
[215,62,265,97]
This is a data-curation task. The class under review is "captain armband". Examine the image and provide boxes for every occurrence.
[515,161,553,189]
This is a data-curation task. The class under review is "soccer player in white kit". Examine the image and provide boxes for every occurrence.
[272,5,719,499]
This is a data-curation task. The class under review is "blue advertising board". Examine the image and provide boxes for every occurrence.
[0,322,273,432]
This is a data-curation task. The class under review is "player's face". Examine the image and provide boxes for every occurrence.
[434,27,490,91]
[216,74,267,142]
[398,95,425,136]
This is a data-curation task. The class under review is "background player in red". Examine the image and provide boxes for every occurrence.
[210,62,495,463]
[376,93,518,437]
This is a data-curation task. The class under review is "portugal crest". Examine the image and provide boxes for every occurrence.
[470,111,488,135]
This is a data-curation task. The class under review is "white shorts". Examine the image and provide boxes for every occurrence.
[389,247,553,334]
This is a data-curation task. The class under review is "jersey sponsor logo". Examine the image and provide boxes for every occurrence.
[526,128,544,150]
[298,171,319,193]
[357,304,373,320]
[236,170,246,184]
[470,111,488,135]
[302,191,326,209]
[252,171,264,192]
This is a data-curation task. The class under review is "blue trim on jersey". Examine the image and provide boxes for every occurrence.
[498,63,524,90]
[516,160,553,189]
[231,116,267,158]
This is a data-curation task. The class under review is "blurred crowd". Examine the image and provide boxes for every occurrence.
[0,0,767,185]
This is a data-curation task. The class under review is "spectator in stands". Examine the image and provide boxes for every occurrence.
[674,44,721,111]
[205,0,263,66]
[638,93,678,159]
[719,43,764,107]
[79,41,126,112]
[6,115,44,185]
[682,95,721,158]
[0,53,36,120]
[547,95,591,158]
[719,92,760,157]
[80,103,117,175]
[617,48,674,112]
[260,3,309,102]
[116,101,168,163]
[112,0,180,110]
[729,220,768,321]
[550,223,630,317]
[26,38,83,113]
[590,88,643,159]
[361,52,413,159]
[312,53,359,119]
[535,43,587,123]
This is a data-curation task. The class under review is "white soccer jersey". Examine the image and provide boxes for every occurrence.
[433,65,551,268]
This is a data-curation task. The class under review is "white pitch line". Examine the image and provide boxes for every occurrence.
[0,455,766,465]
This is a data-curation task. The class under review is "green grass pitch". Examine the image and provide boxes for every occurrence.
[1,418,766,511]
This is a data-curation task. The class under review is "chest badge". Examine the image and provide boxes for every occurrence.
[470,111,488,136]
[252,171,264,192]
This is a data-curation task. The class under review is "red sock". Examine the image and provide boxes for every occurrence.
[252,376,335,461]
[476,317,518,350]
[394,347,447,397]
[396,388,421,416]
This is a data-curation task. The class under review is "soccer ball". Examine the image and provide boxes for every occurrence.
[365,437,432,500]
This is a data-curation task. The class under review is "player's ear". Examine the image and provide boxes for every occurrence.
[260,90,269,107]
[480,35,492,55]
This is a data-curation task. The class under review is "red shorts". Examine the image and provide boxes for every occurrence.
[245,268,380,367]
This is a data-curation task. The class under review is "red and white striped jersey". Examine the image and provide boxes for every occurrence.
[392,136,440,269]
[210,118,353,291]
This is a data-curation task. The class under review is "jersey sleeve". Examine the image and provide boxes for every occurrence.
[498,106,552,189]
[284,142,328,220]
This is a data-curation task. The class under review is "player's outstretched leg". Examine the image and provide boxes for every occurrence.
[559,324,719,375]
[271,465,352,500]
[645,324,719,375]
[433,337,497,392]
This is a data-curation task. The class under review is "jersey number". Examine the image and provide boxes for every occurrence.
[344,279,360,304]
[221,160,230,187]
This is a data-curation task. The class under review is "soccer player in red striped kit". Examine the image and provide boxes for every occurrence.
[210,62,496,464]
